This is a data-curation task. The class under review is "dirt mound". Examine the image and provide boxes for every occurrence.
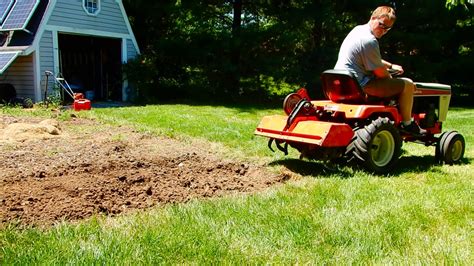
[1,119,61,142]
[0,115,287,226]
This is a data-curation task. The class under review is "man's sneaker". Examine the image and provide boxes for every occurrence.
[400,122,427,135]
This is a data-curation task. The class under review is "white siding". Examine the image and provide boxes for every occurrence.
[47,0,129,35]
[1,55,35,100]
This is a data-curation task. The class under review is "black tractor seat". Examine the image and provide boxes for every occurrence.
[320,69,394,105]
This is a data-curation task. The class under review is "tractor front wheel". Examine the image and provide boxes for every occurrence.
[347,117,402,174]
[436,131,465,164]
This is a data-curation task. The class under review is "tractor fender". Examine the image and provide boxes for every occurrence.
[313,101,401,123]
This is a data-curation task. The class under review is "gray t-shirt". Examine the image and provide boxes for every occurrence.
[334,23,384,87]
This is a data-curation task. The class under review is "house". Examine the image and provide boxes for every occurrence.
[0,0,140,102]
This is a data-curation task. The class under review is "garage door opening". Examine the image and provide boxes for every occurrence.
[58,34,122,101]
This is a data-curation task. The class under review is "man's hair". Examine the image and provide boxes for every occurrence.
[371,6,396,21]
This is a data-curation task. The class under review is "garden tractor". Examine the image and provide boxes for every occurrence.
[255,69,466,174]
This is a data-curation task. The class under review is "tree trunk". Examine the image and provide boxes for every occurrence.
[229,0,242,97]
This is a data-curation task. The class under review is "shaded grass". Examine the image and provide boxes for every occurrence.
[0,105,473,264]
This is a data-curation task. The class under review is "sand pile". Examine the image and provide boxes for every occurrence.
[1,119,61,142]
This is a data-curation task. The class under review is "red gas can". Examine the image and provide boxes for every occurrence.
[73,99,91,111]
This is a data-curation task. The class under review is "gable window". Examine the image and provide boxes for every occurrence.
[83,0,100,15]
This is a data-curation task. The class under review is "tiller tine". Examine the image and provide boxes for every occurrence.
[267,138,288,155]
[276,141,289,155]
[268,138,275,152]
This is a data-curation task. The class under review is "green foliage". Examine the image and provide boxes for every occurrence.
[258,75,297,98]
[381,0,473,101]
[446,0,474,9]
[122,0,474,103]
[43,85,63,108]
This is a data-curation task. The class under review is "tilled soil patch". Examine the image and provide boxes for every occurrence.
[0,115,287,226]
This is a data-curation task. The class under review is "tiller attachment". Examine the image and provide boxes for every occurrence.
[255,89,354,159]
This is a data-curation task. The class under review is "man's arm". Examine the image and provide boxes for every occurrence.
[373,64,391,79]
[381,59,392,69]
[374,60,404,78]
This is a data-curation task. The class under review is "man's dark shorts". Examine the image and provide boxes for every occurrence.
[363,78,405,98]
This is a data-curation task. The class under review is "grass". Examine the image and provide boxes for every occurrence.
[80,103,284,161]
[1,104,473,264]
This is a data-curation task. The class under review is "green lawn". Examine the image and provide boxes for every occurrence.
[1,105,472,264]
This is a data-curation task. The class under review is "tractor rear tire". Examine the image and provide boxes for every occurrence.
[346,117,402,174]
[436,130,465,165]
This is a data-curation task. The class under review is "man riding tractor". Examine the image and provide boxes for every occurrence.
[254,6,465,174]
